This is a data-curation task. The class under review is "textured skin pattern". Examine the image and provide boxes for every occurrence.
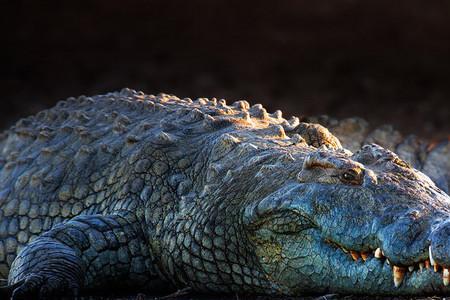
[307,115,450,193]
[0,88,449,298]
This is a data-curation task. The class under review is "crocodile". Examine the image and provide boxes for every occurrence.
[0,89,449,298]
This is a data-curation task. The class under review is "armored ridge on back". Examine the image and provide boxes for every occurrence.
[0,89,450,299]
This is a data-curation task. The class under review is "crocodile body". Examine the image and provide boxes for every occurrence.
[0,89,449,298]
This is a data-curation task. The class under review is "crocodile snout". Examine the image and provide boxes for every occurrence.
[430,220,450,285]
[368,208,450,288]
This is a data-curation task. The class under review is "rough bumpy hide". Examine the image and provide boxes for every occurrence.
[0,89,449,298]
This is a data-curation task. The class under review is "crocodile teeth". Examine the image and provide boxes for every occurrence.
[443,268,449,286]
[419,262,424,272]
[374,248,383,258]
[408,266,414,272]
[393,266,406,288]
[361,252,369,261]
[429,246,435,266]
[350,251,360,261]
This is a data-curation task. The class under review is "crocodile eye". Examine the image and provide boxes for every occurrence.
[340,169,360,184]
[342,172,355,181]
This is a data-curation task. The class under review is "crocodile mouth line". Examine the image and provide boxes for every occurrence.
[325,239,450,288]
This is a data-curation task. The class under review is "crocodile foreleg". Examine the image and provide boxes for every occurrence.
[6,212,158,299]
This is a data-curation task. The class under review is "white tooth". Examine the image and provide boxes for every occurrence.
[393,266,406,288]
[374,248,383,258]
[429,246,436,266]
[408,266,414,272]
[443,268,449,286]
[434,263,439,273]
[419,262,424,272]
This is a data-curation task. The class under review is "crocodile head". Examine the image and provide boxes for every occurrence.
[244,143,450,295]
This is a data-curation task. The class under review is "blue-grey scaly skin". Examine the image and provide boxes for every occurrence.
[0,88,449,298]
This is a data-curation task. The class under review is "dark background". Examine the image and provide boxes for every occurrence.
[2,0,449,139]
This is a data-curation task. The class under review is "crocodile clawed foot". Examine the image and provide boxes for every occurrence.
[9,274,79,300]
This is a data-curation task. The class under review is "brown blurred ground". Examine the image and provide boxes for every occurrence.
[1,1,450,139]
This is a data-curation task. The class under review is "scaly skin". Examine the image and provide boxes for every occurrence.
[0,89,449,298]
[306,115,450,193]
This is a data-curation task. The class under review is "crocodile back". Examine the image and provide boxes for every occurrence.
[0,89,312,280]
